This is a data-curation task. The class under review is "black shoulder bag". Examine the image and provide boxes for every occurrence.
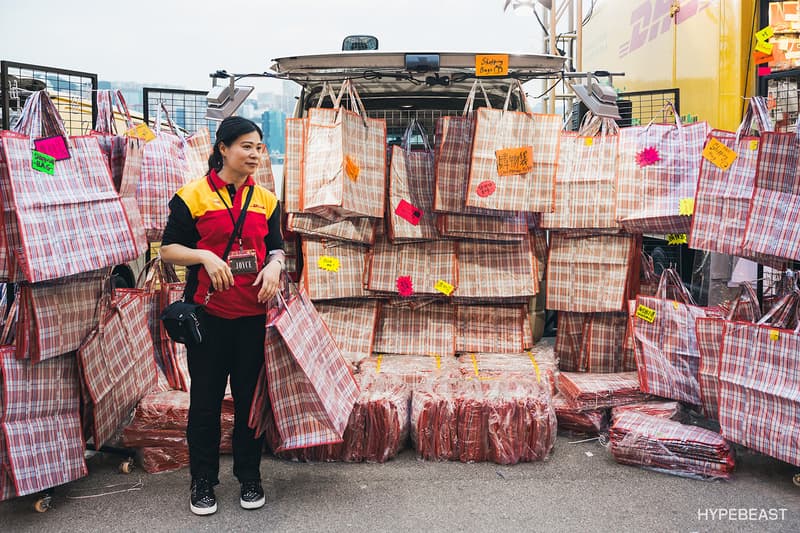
[160,184,254,345]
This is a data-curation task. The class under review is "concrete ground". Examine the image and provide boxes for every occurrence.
[1,435,798,533]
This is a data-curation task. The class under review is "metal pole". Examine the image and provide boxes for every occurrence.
[576,0,583,71]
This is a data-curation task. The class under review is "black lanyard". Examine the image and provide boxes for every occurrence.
[213,183,253,254]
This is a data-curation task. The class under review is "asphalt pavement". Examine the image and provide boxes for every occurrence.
[1,435,798,533]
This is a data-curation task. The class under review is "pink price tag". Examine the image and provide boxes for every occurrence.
[758,66,772,76]
[396,276,413,297]
[395,199,422,226]
[33,136,70,161]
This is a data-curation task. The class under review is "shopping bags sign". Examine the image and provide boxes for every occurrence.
[667,233,688,245]
[702,138,738,170]
[495,146,533,176]
[636,304,656,323]
[31,150,55,175]
[33,135,70,161]
[476,54,509,77]
[395,199,422,226]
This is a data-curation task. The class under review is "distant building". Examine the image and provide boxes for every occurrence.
[261,109,286,154]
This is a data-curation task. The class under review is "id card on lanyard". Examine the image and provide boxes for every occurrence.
[214,183,258,275]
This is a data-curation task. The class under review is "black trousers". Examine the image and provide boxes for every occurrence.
[186,313,266,483]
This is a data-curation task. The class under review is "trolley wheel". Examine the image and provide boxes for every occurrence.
[119,458,134,474]
[793,473,800,487]
[33,494,51,513]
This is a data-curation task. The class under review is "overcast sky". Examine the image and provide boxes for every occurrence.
[1,0,547,93]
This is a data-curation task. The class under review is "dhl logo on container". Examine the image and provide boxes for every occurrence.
[619,0,712,58]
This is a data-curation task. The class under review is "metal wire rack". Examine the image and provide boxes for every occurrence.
[1,60,97,134]
[142,87,215,140]
[366,108,462,145]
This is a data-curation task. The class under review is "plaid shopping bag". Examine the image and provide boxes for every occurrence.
[316,300,380,366]
[301,238,371,300]
[367,238,457,296]
[718,305,800,467]
[139,104,211,241]
[582,312,630,373]
[288,213,377,245]
[466,82,560,213]
[283,117,306,213]
[632,269,719,405]
[456,304,531,353]
[456,239,538,299]
[690,98,781,265]
[160,282,191,391]
[388,121,438,242]
[740,117,800,262]
[301,81,386,219]
[374,302,456,357]
[77,290,157,447]
[1,92,140,282]
[0,348,87,497]
[555,312,586,372]
[15,270,104,364]
[265,287,359,450]
[616,104,709,233]
[546,232,639,313]
[436,213,527,242]
[541,116,621,230]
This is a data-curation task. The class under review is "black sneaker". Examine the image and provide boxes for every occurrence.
[190,476,218,516]
[239,480,265,510]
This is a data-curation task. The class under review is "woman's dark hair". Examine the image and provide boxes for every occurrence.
[207,116,263,174]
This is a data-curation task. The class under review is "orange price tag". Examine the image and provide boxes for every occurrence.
[125,123,156,142]
[495,146,533,176]
[702,138,738,170]
[344,155,359,182]
[476,54,509,77]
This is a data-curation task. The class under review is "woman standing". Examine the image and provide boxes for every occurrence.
[160,117,284,515]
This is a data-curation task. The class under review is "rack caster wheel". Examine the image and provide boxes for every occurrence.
[793,473,800,487]
[33,494,52,513]
[119,458,134,474]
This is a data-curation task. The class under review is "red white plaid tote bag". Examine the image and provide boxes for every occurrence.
[718,291,800,466]
[265,285,359,450]
[616,103,709,233]
[1,91,140,282]
[541,115,621,230]
[466,81,560,213]
[740,114,800,262]
[301,81,386,219]
[388,120,439,242]
[690,97,784,266]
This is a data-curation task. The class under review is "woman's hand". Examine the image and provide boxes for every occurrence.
[201,250,235,292]
[253,261,283,303]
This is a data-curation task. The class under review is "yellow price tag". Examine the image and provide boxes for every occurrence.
[636,304,656,323]
[470,354,480,377]
[125,123,156,142]
[702,138,738,170]
[583,137,594,147]
[434,279,455,296]
[756,26,774,42]
[430,353,442,369]
[475,54,509,77]
[318,256,340,272]
[344,155,359,182]
[672,301,680,310]
[679,198,695,216]
[749,140,759,151]
[754,40,773,55]
[769,330,780,341]
[495,146,533,176]
[667,233,688,245]
[526,351,541,383]
[375,354,383,373]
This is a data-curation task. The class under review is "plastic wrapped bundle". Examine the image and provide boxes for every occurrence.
[552,394,608,435]
[122,390,234,473]
[411,378,556,464]
[609,412,735,480]
[256,373,411,463]
[359,354,459,385]
[457,349,558,396]
[611,401,684,423]
[558,372,650,411]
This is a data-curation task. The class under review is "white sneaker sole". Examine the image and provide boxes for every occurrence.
[240,496,265,510]
[190,501,218,516]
